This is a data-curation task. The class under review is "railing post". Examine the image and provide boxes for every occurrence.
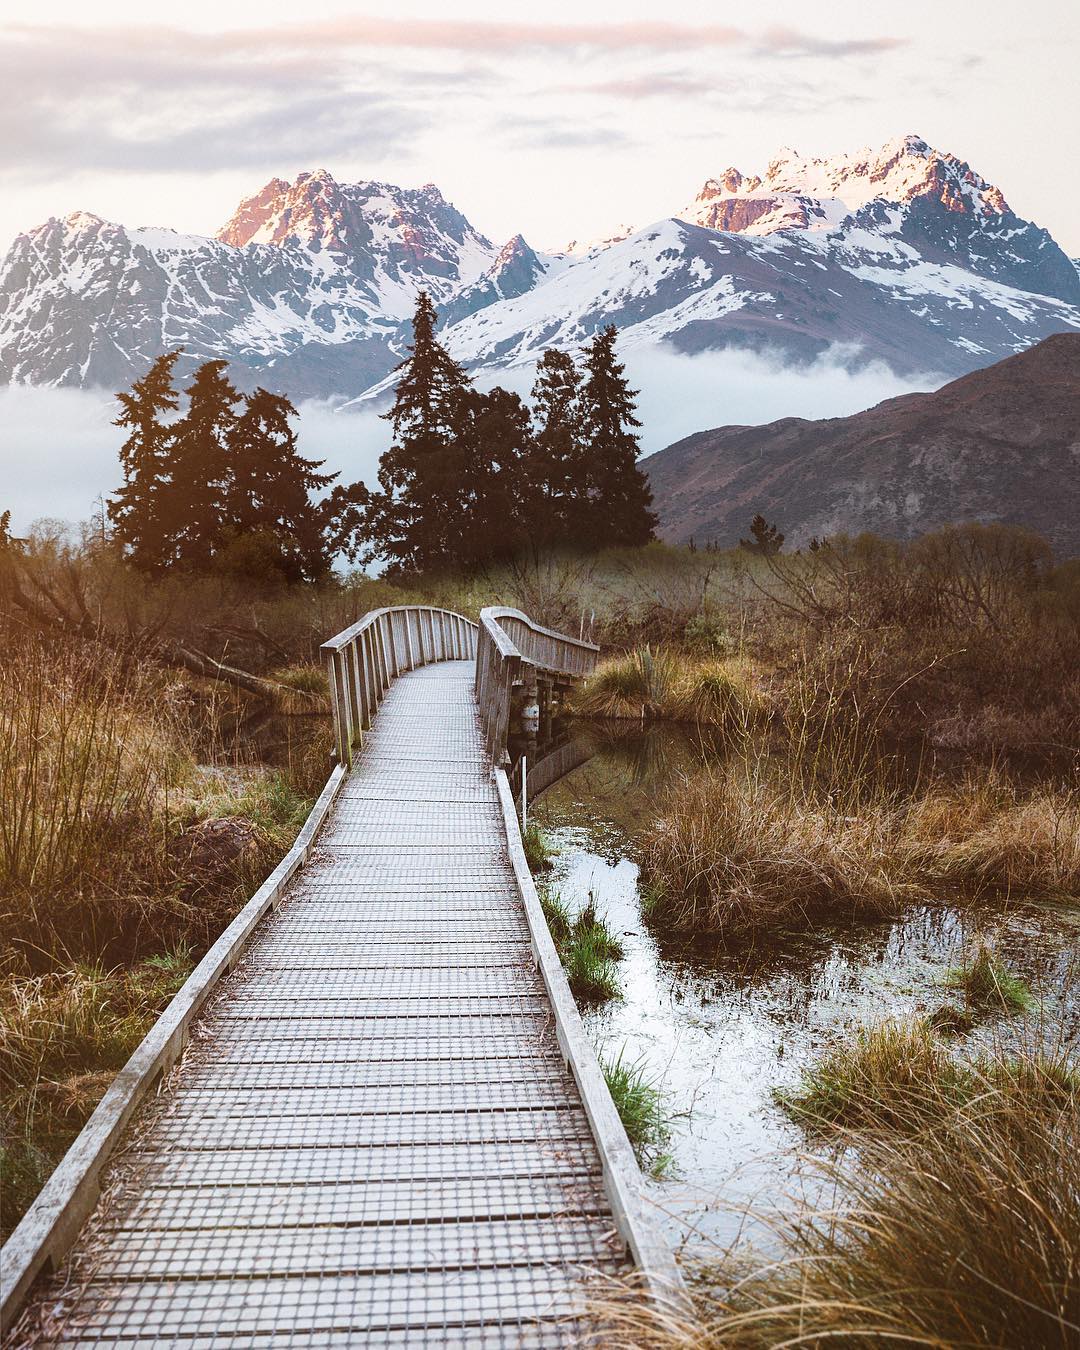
[405,609,416,669]
[325,648,345,764]
[337,650,356,763]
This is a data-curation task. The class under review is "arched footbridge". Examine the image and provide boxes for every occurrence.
[2,606,684,1346]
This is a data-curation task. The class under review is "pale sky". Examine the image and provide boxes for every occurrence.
[1,0,1078,255]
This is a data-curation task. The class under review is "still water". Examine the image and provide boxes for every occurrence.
[532,723,1080,1251]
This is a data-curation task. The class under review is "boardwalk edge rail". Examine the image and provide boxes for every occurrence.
[479,605,687,1310]
[494,768,688,1311]
[0,762,349,1332]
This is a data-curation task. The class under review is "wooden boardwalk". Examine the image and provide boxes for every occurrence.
[4,629,678,1346]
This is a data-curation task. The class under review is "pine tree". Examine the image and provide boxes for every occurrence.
[108,349,181,570]
[161,360,239,569]
[372,291,474,574]
[225,389,337,581]
[527,349,582,545]
[575,326,657,547]
[459,386,533,566]
[740,514,784,556]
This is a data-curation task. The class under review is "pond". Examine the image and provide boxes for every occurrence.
[531,722,1080,1251]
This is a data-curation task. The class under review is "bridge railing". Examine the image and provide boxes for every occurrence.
[321,606,478,765]
[476,606,600,761]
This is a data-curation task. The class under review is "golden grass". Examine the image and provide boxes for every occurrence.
[591,1036,1080,1348]
[0,952,192,1240]
[641,763,1080,936]
[571,649,766,733]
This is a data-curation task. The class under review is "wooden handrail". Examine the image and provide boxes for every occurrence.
[475,606,599,762]
[321,606,478,765]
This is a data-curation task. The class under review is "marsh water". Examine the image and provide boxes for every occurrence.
[532,722,1080,1251]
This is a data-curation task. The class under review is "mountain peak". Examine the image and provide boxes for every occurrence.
[685,134,1011,236]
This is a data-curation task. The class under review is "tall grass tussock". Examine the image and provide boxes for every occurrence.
[572,648,765,734]
[642,762,1080,936]
[597,1033,1080,1348]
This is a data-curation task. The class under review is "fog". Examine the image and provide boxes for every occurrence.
[0,345,941,535]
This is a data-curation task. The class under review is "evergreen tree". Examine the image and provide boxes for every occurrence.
[459,386,533,566]
[527,349,582,545]
[226,389,337,581]
[161,360,239,569]
[108,349,181,570]
[575,326,656,547]
[371,291,474,574]
[740,514,784,556]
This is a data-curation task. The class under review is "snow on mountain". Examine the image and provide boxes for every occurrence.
[2,140,1079,401]
[685,135,1009,236]
[216,171,497,315]
[0,172,500,395]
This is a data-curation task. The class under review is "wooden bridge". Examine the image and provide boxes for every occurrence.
[2,606,682,1346]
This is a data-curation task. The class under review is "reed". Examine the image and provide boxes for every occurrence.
[642,760,1080,937]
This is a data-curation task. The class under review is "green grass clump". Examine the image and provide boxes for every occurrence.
[945,943,1035,1014]
[522,821,554,873]
[601,1049,670,1164]
[540,892,624,1003]
[775,1020,965,1133]
[775,1019,1076,1138]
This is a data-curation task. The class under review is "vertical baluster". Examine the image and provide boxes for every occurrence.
[360,629,374,724]
[348,637,364,745]
[378,618,392,689]
[337,649,356,763]
[325,648,345,764]
[404,609,416,669]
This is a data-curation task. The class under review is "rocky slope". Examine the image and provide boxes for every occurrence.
[644,333,1080,556]
[2,138,1079,398]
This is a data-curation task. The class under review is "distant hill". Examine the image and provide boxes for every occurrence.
[644,333,1080,557]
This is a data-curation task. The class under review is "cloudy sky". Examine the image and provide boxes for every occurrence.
[2,0,1078,255]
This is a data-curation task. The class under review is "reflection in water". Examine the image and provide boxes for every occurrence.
[534,722,1080,1249]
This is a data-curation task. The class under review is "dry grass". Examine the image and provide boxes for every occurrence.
[641,762,1080,936]
[592,1036,1080,1348]
[572,649,765,733]
[0,952,192,1240]
[0,631,320,1235]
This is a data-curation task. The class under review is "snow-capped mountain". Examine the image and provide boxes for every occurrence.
[2,138,1078,399]
[0,173,500,395]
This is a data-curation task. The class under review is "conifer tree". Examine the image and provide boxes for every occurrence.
[161,360,239,569]
[372,291,473,574]
[108,349,181,570]
[226,389,337,581]
[527,349,582,545]
[740,514,784,556]
[459,386,533,565]
[575,326,656,547]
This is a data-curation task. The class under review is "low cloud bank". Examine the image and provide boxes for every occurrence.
[478,342,942,457]
[0,345,940,536]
